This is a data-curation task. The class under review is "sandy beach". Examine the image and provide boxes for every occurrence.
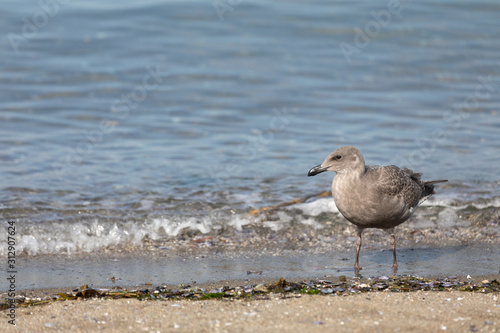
[3,274,499,332]
[4,289,499,332]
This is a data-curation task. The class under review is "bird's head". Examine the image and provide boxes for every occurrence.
[307,146,365,176]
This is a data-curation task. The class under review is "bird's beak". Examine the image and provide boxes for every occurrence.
[307,164,327,177]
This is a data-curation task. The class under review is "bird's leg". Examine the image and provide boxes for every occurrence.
[390,232,398,273]
[354,227,363,273]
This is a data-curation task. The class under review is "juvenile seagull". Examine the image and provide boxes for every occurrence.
[308,146,447,273]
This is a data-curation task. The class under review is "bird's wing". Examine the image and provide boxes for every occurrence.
[365,165,422,208]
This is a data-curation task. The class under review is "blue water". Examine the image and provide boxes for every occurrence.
[0,0,499,256]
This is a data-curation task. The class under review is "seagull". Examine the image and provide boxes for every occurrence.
[308,146,447,273]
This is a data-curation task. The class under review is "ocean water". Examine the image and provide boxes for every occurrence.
[0,0,499,258]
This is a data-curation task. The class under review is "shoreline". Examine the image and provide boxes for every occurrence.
[3,271,500,297]
[1,243,498,291]
[2,212,499,331]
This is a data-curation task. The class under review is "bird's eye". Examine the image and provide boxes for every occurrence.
[335,155,342,160]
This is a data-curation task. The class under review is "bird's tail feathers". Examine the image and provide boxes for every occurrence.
[425,179,448,185]
[421,179,447,198]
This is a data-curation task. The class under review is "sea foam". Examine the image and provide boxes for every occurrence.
[1,195,498,257]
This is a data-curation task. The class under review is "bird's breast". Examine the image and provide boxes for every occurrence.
[332,174,410,228]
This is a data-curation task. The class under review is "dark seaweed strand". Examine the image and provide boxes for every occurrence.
[1,276,498,310]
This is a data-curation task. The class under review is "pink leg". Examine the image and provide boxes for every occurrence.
[355,228,363,273]
[390,233,398,272]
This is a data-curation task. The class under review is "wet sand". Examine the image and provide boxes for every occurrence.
[2,243,498,291]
